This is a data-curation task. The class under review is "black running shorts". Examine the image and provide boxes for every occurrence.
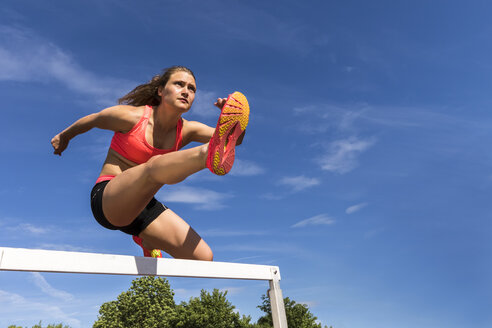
[90,180,168,236]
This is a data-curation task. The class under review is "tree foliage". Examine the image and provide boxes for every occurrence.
[93,276,177,328]
[8,323,70,328]
[93,277,251,328]
[13,276,332,328]
[174,289,252,328]
[256,294,330,328]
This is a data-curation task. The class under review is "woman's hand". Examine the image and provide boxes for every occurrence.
[51,133,69,156]
[214,98,227,109]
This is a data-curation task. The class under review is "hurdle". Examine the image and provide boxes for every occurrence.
[0,247,288,327]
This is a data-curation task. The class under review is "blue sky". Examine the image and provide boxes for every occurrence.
[0,0,491,327]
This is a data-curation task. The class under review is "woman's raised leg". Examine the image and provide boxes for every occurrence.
[102,144,208,227]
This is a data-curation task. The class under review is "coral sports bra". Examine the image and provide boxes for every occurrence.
[110,105,183,165]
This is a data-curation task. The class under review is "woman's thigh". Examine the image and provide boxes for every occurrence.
[102,164,162,227]
[138,208,213,261]
[101,146,207,227]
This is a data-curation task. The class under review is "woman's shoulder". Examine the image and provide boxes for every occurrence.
[97,105,147,133]
[105,105,146,119]
[109,104,146,113]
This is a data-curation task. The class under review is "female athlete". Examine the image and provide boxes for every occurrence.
[51,66,249,261]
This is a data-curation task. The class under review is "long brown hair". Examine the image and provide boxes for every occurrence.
[118,66,196,106]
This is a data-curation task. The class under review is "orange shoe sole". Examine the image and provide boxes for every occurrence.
[206,91,249,175]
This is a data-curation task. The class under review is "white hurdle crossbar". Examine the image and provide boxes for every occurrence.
[0,247,288,327]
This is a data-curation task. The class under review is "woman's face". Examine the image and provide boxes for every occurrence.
[158,71,196,112]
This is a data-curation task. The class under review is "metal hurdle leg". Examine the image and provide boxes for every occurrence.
[268,267,288,328]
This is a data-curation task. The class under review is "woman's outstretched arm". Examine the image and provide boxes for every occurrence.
[51,105,137,156]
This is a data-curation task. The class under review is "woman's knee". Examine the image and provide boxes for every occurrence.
[195,245,213,261]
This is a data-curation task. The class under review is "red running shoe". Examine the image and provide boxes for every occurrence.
[132,235,162,258]
[206,91,249,175]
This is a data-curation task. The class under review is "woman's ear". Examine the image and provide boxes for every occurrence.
[157,85,163,97]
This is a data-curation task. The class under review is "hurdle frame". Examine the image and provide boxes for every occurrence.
[0,247,288,327]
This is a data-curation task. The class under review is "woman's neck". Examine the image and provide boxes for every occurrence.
[152,104,181,132]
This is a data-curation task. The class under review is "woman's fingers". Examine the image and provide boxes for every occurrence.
[51,134,67,155]
[51,136,59,151]
[214,97,227,109]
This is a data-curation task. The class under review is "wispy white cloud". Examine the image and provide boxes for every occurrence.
[0,289,25,306]
[293,103,366,134]
[228,255,265,263]
[191,4,326,56]
[0,290,81,328]
[291,214,336,228]
[215,242,311,259]
[344,66,355,73]
[7,223,49,235]
[359,105,465,129]
[158,185,232,210]
[229,159,265,176]
[23,224,49,234]
[320,137,376,174]
[295,101,484,133]
[0,25,133,105]
[37,243,95,253]
[293,104,377,174]
[200,228,267,237]
[295,101,490,175]
[346,202,369,214]
[364,227,385,239]
[260,192,284,200]
[278,175,320,192]
[29,273,74,302]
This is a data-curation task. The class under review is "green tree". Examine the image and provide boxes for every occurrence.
[8,323,71,328]
[256,295,330,328]
[91,276,332,328]
[93,276,177,328]
[173,289,253,328]
[93,277,252,328]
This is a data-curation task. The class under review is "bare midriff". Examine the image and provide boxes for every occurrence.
[99,148,139,177]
